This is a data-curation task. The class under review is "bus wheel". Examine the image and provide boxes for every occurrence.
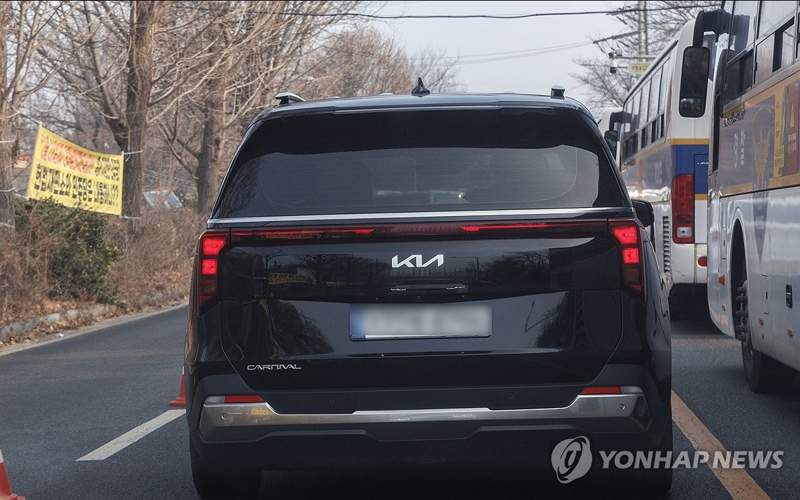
[735,270,789,393]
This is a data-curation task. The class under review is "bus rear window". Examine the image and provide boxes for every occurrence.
[214,108,625,218]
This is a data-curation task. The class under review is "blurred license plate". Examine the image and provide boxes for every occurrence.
[350,304,491,340]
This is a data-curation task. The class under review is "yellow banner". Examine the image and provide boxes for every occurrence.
[27,126,124,215]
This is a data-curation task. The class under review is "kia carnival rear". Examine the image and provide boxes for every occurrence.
[185,93,672,498]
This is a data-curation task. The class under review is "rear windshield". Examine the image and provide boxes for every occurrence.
[214,108,625,218]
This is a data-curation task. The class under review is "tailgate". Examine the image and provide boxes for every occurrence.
[216,221,624,390]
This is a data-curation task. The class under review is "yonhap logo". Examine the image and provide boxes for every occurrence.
[551,436,592,484]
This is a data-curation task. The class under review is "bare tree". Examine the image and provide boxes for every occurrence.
[39,1,234,218]
[574,1,716,110]
[158,1,360,213]
[0,1,65,229]
[300,27,460,98]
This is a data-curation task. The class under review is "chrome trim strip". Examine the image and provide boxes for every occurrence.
[200,390,644,432]
[207,207,628,225]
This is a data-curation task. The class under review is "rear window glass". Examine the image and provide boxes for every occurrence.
[214,108,625,218]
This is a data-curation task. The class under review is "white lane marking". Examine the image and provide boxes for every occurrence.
[77,409,185,461]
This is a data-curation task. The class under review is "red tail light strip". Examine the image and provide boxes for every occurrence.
[232,227,375,241]
[198,217,644,305]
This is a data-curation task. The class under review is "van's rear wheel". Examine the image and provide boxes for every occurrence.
[735,264,789,393]
[191,443,262,499]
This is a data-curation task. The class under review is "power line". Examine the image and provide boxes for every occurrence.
[454,41,594,65]
[279,5,698,20]
[176,5,706,21]
[416,40,595,62]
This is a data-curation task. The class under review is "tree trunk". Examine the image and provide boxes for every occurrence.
[123,1,161,218]
[0,2,12,230]
[0,120,14,230]
[196,76,223,214]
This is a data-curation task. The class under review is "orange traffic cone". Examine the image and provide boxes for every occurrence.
[169,366,186,408]
[0,450,25,500]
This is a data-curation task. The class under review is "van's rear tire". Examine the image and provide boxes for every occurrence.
[639,413,673,497]
[191,443,262,499]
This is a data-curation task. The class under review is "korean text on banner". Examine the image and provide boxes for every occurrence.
[27,126,124,215]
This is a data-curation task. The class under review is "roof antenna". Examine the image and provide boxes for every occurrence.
[411,77,430,97]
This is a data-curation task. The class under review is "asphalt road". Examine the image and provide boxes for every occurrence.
[0,307,798,499]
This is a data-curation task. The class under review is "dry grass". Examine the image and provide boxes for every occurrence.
[1,205,204,326]
[106,208,204,309]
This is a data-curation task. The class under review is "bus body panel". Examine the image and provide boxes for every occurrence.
[616,21,711,295]
[706,0,800,372]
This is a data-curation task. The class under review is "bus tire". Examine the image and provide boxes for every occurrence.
[734,261,789,393]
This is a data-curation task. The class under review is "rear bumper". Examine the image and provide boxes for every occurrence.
[199,389,646,441]
[186,366,671,473]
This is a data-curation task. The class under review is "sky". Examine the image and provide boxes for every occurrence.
[372,1,627,109]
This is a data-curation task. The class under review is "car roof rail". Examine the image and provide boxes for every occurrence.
[275,92,305,106]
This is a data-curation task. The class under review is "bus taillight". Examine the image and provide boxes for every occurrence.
[672,174,694,244]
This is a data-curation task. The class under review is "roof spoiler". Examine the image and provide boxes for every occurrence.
[692,9,732,47]
[275,92,305,106]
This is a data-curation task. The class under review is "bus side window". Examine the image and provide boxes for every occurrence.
[649,67,662,142]
[755,1,796,84]
[723,0,759,107]
[630,90,641,157]
[640,79,651,149]
[659,55,673,139]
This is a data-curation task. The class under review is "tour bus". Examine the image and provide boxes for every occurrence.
[682,1,800,391]
[611,20,713,314]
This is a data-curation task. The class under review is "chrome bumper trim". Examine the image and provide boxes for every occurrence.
[200,389,644,433]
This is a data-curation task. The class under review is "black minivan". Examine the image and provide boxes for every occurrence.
[185,91,672,497]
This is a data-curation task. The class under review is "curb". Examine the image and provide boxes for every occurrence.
[0,303,117,344]
[0,301,188,358]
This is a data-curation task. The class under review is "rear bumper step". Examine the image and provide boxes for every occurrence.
[199,387,645,435]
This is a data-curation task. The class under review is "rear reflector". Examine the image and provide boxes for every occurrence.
[698,256,707,267]
[580,386,622,395]
[672,174,695,244]
[223,395,265,404]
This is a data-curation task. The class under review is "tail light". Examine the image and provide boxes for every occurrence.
[672,174,694,244]
[229,221,608,243]
[197,231,229,307]
[611,220,644,294]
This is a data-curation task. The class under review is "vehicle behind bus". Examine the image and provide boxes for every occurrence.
[611,21,712,316]
[682,1,800,391]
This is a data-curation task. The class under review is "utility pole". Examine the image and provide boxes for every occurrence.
[638,0,649,57]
